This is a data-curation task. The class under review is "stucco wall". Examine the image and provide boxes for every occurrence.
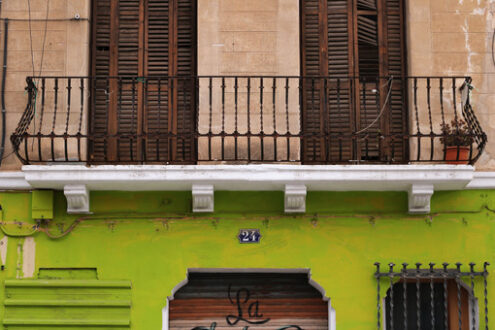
[0,0,91,170]
[0,190,493,328]
[197,0,300,161]
[407,0,495,169]
[0,0,494,168]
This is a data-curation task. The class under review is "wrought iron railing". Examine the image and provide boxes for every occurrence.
[11,76,487,165]
[375,262,489,330]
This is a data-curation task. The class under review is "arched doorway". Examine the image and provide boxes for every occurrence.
[163,269,335,329]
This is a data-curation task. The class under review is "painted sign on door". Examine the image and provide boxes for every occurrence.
[169,272,329,329]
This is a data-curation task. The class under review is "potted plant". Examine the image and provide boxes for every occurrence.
[440,119,474,164]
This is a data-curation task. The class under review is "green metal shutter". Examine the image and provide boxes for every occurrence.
[3,279,131,329]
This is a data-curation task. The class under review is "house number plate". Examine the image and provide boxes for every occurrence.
[237,229,261,244]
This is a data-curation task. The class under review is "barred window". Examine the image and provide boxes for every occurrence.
[375,262,489,330]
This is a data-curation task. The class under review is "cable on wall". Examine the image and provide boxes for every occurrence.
[0,19,8,165]
[38,0,50,78]
[27,0,36,77]
[492,28,495,67]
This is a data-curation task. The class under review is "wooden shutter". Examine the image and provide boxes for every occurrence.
[301,0,354,163]
[117,0,141,162]
[90,0,111,161]
[90,0,197,163]
[174,0,196,162]
[169,272,329,329]
[383,0,407,162]
[144,0,171,161]
[300,0,406,163]
[326,0,354,162]
[300,0,323,162]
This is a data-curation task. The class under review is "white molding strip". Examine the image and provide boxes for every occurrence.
[0,165,488,214]
[0,172,32,190]
[20,164,474,191]
[466,172,495,189]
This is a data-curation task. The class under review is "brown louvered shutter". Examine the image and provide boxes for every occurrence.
[382,0,407,162]
[117,0,141,162]
[174,0,196,162]
[326,0,354,162]
[90,0,112,161]
[300,0,323,162]
[91,0,196,163]
[144,0,171,161]
[301,0,354,163]
[300,0,406,163]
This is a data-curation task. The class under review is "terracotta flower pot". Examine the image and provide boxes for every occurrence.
[445,146,470,164]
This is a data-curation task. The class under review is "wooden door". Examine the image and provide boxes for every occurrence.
[90,0,197,163]
[300,0,407,163]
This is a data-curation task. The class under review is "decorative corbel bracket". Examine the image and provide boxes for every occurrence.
[285,184,307,214]
[408,184,434,214]
[192,184,214,213]
[64,184,91,214]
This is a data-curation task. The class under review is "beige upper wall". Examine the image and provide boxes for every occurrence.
[198,0,299,76]
[0,0,91,170]
[0,0,494,169]
[407,0,495,169]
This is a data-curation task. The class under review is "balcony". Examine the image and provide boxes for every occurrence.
[11,76,486,165]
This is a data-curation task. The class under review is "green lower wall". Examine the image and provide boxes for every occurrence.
[0,190,493,329]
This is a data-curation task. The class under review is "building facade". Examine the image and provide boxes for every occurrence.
[0,0,494,329]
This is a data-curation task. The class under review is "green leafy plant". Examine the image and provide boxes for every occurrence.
[440,119,474,147]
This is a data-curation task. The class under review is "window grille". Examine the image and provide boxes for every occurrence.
[374,262,489,330]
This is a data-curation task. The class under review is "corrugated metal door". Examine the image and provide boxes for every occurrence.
[169,272,329,329]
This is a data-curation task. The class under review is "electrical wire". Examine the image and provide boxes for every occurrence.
[492,28,495,67]
[0,17,88,22]
[0,223,38,237]
[355,76,394,135]
[0,150,15,161]
[26,0,35,78]
[38,0,50,78]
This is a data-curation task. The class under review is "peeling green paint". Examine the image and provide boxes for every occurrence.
[0,190,493,329]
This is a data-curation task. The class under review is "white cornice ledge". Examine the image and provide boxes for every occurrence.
[0,172,32,190]
[466,172,495,189]
[21,164,474,191]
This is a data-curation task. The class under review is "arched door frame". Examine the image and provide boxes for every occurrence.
[162,268,336,330]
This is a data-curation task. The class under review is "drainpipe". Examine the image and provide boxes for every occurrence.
[0,18,8,165]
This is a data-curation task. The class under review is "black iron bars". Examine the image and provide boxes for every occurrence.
[375,262,489,330]
[10,76,488,165]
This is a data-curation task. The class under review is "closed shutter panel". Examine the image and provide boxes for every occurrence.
[117,0,141,162]
[301,0,354,163]
[327,0,353,162]
[175,0,196,162]
[144,0,171,161]
[90,0,111,161]
[91,0,197,163]
[384,0,407,162]
[169,272,329,329]
[300,0,322,162]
